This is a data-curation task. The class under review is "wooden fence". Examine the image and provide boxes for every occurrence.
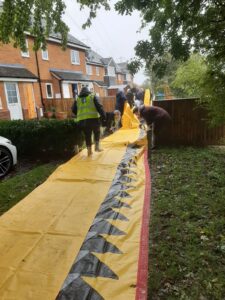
[43,96,116,116]
[100,96,116,112]
[43,98,74,117]
[153,98,225,146]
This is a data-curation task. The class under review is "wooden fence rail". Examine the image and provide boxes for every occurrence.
[43,96,116,117]
[153,99,225,146]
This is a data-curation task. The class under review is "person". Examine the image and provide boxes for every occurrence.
[126,89,135,108]
[136,88,144,102]
[72,86,106,156]
[133,105,171,150]
[103,110,121,135]
[115,88,127,116]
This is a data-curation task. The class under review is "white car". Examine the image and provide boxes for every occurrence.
[0,136,17,179]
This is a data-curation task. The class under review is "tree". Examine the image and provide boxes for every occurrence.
[0,0,69,50]
[1,0,224,62]
[0,0,224,123]
[172,54,225,126]
[77,0,224,78]
[172,54,207,97]
[145,53,181,97]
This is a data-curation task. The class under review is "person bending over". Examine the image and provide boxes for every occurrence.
[103,110,121,135]
[133,105,171,149]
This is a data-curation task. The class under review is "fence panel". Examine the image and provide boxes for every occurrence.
[100,96,116,112]
[43,97,116,116]
[153,99,225,146]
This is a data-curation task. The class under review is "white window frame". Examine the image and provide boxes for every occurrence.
[42,48,49,60]
[86,64,92,75]
[71,50,80,65]
[46,83,53,99]
[96,66,100,76]
[21,39,29,58]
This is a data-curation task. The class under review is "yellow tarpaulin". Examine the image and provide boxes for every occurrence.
[144,89,151,106]
[0,105,150,300]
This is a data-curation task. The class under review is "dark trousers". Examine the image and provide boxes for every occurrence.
[78,119,101,147]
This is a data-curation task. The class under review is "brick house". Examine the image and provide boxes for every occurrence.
[0,10,133,120]
[0,32,105,119]
[116,62,133,86]
[85,49,108,97]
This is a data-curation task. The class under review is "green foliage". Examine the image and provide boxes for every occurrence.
[0,119,83,159]
[172,54,225,126]
[172,54,208,97]
[127,58,142,76]
[0,0,69,50]
[144,53,181,96]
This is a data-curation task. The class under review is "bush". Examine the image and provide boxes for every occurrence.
[0,119,83,160]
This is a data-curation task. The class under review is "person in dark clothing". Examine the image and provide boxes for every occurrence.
[126,89,135,108]
[73,86,106,156]
[103,110,121,135]
[133,105,171,150]
[136,88,144,102]
[115,89,127,116]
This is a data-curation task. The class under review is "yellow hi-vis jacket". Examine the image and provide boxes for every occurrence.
[76,94,100,122]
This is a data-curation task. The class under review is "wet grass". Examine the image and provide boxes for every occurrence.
[0,163,58,216]
[148,147,225,299]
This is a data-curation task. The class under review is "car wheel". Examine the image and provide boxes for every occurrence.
[0,146,13,179]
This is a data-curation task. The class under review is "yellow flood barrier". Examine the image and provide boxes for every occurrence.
[0,108,151,300]
[144,89,151,106]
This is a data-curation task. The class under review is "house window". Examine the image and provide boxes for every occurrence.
[5,83,19,103]
[108,66,115,76]
[96,66,100,76]
[21,39,29,57]
[46,83,53,99]
[71,50,80,65]
[86,64,92,75]
[42,48,49,60]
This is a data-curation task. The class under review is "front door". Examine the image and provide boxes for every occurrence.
[4,82,23,120]
[72,83,78,99]
[62,83,70,98]
[24,83,37,119]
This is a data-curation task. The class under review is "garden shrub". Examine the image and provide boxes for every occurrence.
[0,119,83,160]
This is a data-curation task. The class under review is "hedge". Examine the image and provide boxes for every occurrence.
[0,119,84,160]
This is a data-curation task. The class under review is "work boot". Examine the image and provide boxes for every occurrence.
[87,146,93,156]
[74,145,79,154]
[95,141,103,152]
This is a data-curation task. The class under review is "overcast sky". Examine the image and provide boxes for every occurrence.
[63,0,149,85]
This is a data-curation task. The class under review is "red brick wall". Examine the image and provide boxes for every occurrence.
[0,37,39,76]
[88,65,105,82]
[0,110,10,120]
[0,37,88,100]
[36,42,87,81]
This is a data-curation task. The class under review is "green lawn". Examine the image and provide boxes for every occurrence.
[0,163,58,216]
[148,147,225,299]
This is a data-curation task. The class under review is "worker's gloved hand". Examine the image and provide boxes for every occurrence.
[146,125,152,131]
[139,124,145,130]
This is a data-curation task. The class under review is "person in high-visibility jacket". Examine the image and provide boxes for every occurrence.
[73,87,106,156]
